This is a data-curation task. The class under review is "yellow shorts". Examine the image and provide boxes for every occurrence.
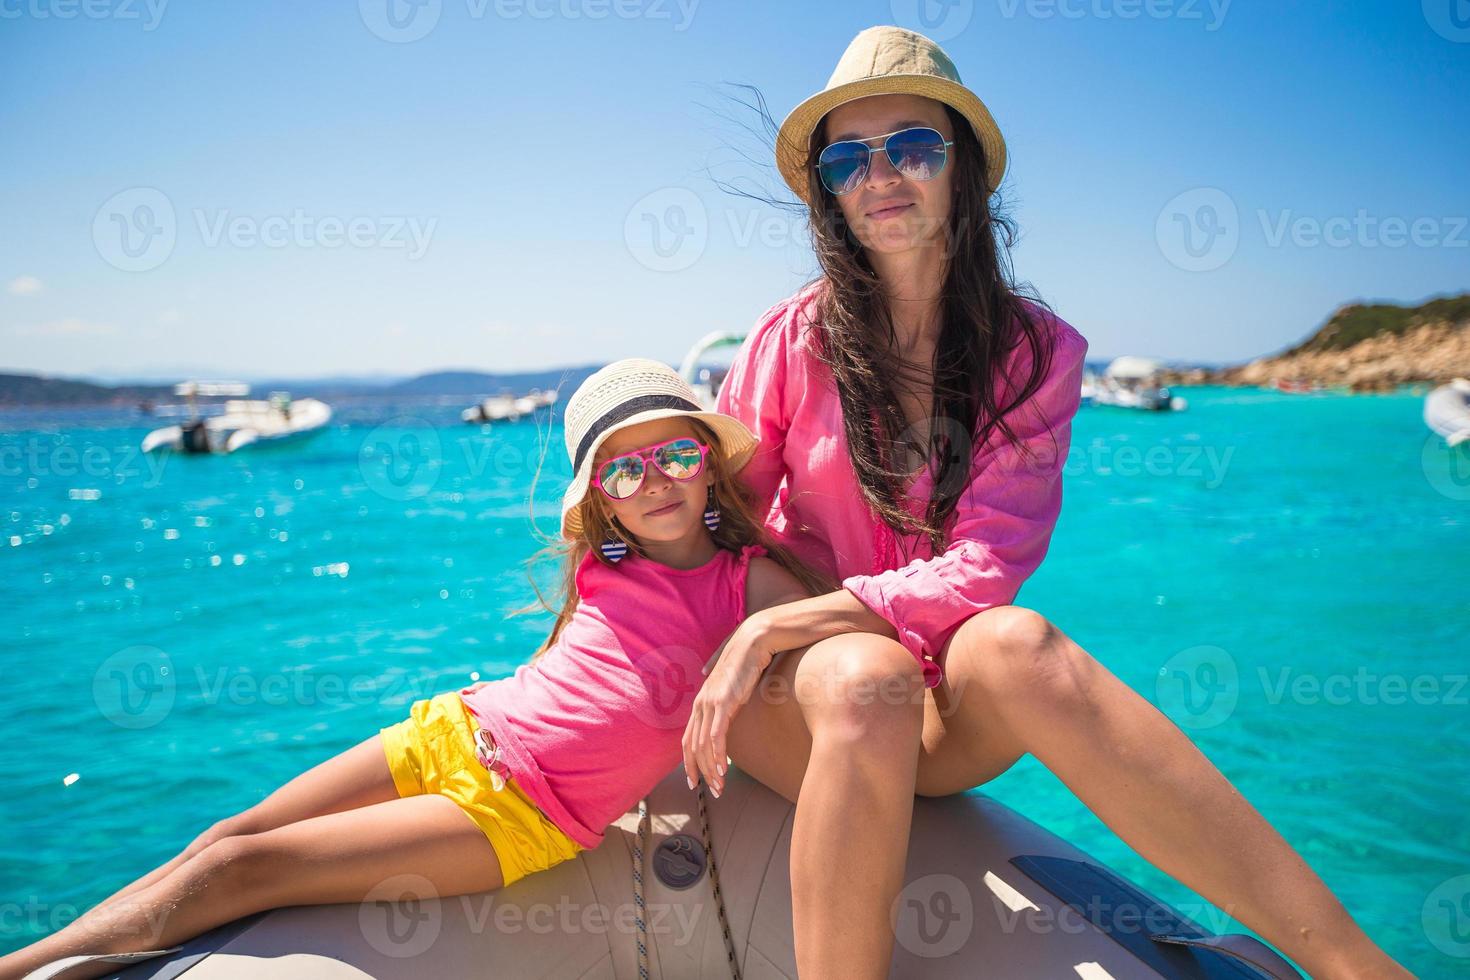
[379,691,584,887]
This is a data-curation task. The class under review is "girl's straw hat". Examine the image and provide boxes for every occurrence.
[775,25,1008,204]
[559,358,758,539]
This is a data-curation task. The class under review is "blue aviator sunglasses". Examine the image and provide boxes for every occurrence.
[814,126,955,197]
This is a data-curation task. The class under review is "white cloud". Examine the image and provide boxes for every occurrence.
[7,276,42,296]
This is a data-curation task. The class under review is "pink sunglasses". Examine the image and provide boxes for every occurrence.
[595,436,711,501]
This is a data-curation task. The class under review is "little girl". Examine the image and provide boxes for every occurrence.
[1,358,826,980]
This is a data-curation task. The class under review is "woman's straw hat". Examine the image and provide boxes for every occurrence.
[559,358,758,539]
[775,25,1008,203]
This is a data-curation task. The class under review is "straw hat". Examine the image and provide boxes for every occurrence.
[775,25,1008,204]
[559,358,759,539]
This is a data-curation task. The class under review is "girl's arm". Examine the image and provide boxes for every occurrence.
[682,556,892,794]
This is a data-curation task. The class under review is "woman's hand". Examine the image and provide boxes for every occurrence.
[681,614,776,798]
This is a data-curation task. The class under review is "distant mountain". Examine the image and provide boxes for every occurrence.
[0,373,172,408]
[1191,293,1470,391]
[386,367,602,397]
[0,364,612,407]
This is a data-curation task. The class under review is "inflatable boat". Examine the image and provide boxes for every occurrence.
[29,767,1302,980]
[1424,377,1470,447]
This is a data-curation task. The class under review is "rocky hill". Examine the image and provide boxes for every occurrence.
[1171,294,1470,392]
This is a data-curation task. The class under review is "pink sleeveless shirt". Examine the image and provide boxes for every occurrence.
[459,543,765,849]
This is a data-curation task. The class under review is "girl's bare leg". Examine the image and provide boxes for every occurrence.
[728,632,924,980]
[0,791,503,980]
[912,604,1411,980]
[91,734,400,912]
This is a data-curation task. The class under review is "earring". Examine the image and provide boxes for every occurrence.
[703,488,721,534]
[600,526,628,563]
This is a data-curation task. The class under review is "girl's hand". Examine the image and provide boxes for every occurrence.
[681,616,775,798]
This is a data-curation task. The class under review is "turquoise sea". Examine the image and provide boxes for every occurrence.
[2,387,1467,975]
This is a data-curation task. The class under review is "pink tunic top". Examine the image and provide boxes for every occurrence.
[716,279,1088,687]
[460,544,764,849]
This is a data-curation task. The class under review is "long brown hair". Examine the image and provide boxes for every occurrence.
[711,85,1064,558]
[516,416,832,658]
[802,103,1062,556]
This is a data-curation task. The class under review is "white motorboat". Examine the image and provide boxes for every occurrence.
[140,382,332,454]
[29,766,1304,980]
[1089,357,1188,412]
[679,331,747,411]
[1424,377,1470,447]
[462,388,559,424]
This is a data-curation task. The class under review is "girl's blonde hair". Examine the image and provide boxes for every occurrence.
[515,416,833,658]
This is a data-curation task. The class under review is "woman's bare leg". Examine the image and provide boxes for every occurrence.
[0,791,503,980]
[916,604,1410,980]
[727,633,924,980]
[91,733,400,912]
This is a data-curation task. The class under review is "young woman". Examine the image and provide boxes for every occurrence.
[1,359,826,980]
[679,25,1412,980]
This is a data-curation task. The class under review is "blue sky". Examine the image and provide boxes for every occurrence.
[2,0,1466,380]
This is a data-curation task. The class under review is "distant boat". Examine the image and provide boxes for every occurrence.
[141,382,331,454]
[1271,378,1321,394]
[1424,378,1470,447]
[679,330,746,410]
[1088,357,1188,412]
[461,388,558,424]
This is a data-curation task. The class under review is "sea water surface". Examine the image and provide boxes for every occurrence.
[1,388,1467,975]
